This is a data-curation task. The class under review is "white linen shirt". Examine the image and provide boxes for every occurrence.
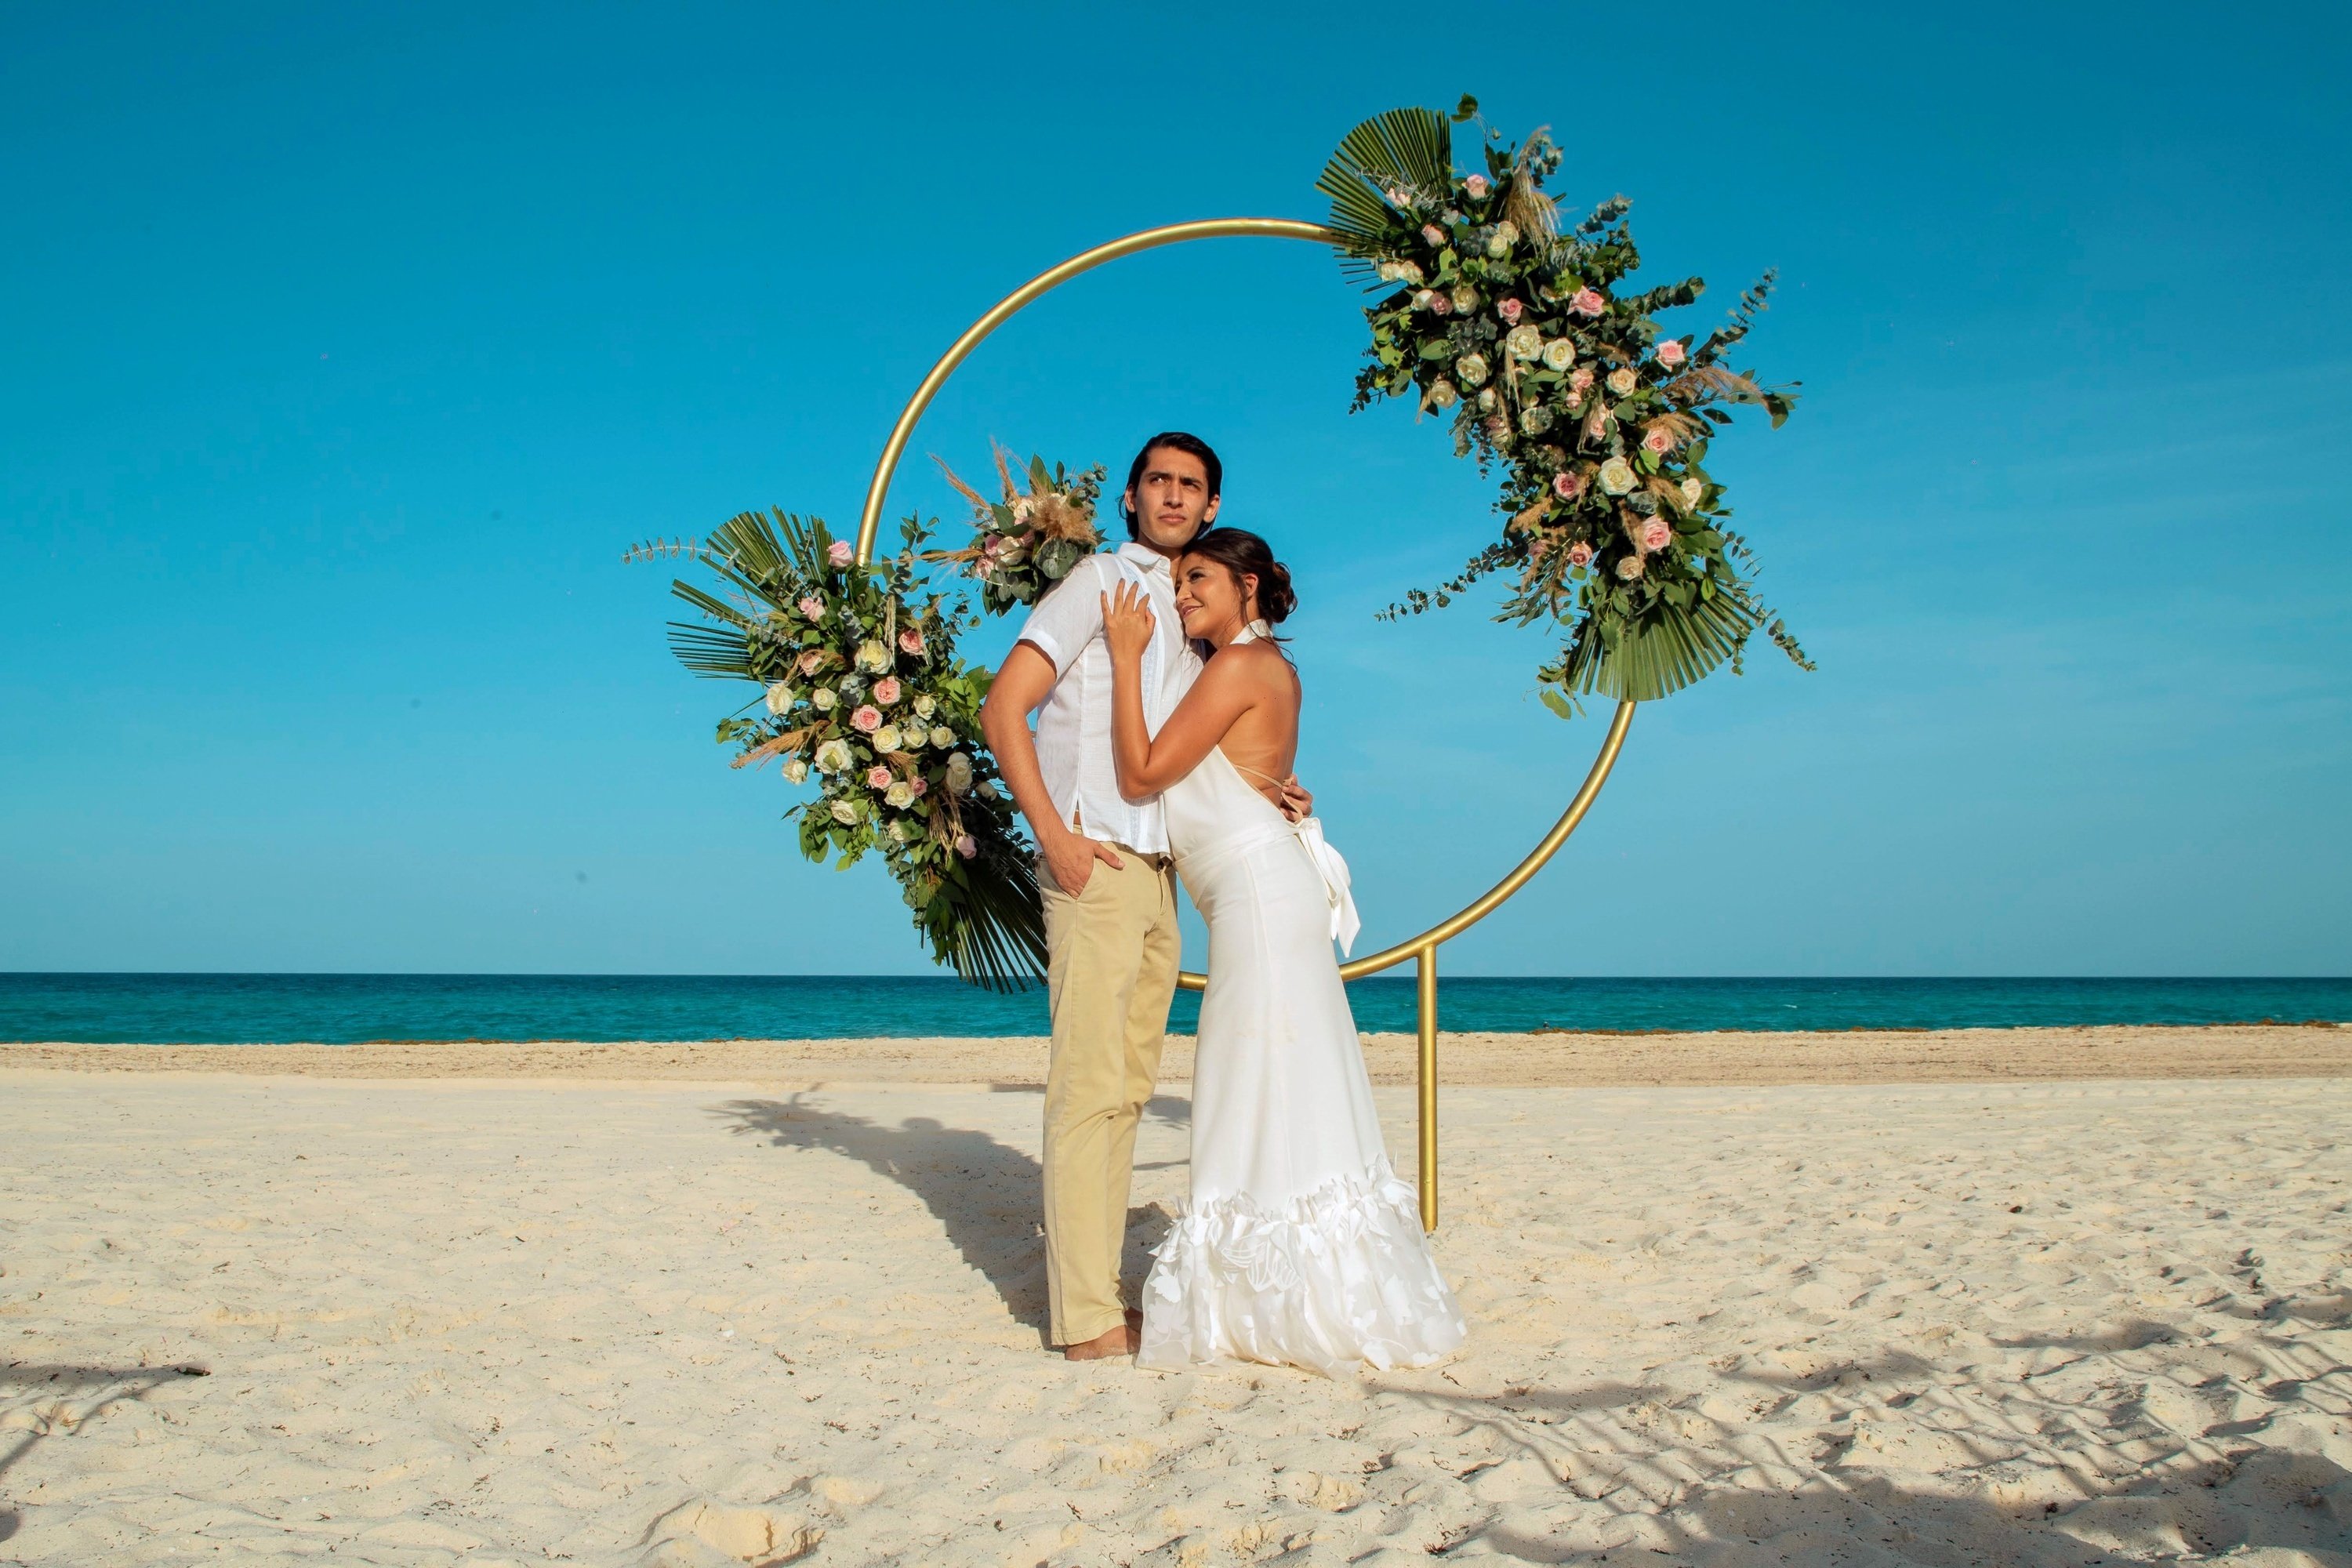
[1014,542,1201,854]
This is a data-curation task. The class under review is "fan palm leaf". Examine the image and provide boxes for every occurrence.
[1316,106,1454,250]
[1555,584,1764,704]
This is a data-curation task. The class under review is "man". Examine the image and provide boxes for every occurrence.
[981,432,1303,1360]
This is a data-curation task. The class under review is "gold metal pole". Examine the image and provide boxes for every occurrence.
[1417,943,1439,1232]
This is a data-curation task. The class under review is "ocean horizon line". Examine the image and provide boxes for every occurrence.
[4,973,2347,1045]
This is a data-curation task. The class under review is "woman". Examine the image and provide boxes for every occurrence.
[1101,528,1465,1376]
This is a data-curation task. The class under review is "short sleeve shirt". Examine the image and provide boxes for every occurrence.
[1013,543,1201,853]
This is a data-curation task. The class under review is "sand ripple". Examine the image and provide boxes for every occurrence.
[2,1073,2347,1564]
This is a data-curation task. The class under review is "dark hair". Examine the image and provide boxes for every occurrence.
[1120,431,1222,540]
[1181,528,1297,626]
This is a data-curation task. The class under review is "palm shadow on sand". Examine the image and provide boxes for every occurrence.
[710,1092,1189,1342]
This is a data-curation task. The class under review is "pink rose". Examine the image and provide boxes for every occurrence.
[1570,288,1606,317]
[1657,339,1686,367]
[1483,414,1511,441]
[1552,471,1584,500]
[797,596,825,621]
[1465,174,1490,199]
[796,649,825,677]
[866,765,891,789]
[850,705,883,734]
[1421,223,1446,247]
[826,539,853,568]
[1640,517,1673,553]
[909,776,926,797]
[873,677,901,706]
[953,833,978,859]
[898,628,924,655]
[1643,428,1671,455]
[1497,297,1523,325]
[1570,366,1595,392]
[1566,540,1594,568]
[1428,292,1452,317]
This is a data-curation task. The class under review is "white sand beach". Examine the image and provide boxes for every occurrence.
[4,1051,2350,1565]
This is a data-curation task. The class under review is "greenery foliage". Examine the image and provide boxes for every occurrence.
[1320,96,1813,710]
[924,445,1107,614]
[642,510,1045,990]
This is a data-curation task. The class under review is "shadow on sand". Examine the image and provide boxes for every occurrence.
[0,1363,207,1542]
[1371,1376,2352,1564]
[710,1092,1190,1342]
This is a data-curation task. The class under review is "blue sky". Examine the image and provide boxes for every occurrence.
[3,1,2347,976]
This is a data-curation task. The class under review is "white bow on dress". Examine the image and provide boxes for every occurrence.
[1291,816,1360,956]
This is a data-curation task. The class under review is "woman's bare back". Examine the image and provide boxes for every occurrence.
[1208,641,1300,806]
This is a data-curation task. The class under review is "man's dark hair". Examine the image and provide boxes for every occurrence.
[1120,432,1222,540]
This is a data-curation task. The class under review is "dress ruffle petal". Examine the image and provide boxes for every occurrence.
[1136,1158,1466,1378]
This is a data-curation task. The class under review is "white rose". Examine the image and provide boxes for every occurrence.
[887,818,910,842]
[1519,405,1552,434]
[977,780,999,800]
[1680,477,1705,508]
[782,757,810,785]
[1614,554,1646,582]
[1506,324,1544,361]
[854,639,891,673]
[1494,220,1519,245]
[884,781,916,809]
[1541,338,1576,372]
[1427,379,1460,410]
[813,738,851,773]
[829,798,859,824]
[1455,353,1490,387]
[945,752,975,794]
[1599,457,1637,495]
[1377,260,1405,282]
[898,725,925,751]
[873,724,902,753]
[811,687,837,711]
[1606,367,1639,397]
[1398,260,1424,285]
[764,681,793,714]
[930,725,955,750]
[1411,289,1436,311]
[911,694,936,720]
[1450,285,1479,314]
[1485,231,1509,258]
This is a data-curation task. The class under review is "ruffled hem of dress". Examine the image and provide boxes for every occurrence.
[1135,1157,1467,1378]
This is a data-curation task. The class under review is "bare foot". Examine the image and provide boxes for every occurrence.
[1062,1323,1135,1361]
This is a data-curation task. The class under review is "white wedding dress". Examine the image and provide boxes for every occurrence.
[1136,635,1466,1377]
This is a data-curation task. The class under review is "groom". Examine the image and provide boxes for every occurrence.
[982,432,1301,1359]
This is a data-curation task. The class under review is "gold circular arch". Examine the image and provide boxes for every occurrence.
[854,218,1636,1229]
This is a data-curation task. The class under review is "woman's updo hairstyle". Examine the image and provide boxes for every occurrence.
[1181,528,1298,626]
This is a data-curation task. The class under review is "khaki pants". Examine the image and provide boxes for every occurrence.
[1038,843,1180,1345]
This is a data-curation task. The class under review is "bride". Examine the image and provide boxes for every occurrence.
[1100,528,1465,1376]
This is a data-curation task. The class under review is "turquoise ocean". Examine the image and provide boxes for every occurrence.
[2,974,2346,1045]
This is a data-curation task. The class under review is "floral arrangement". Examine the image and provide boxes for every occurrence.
[925,445,1106,613]
[1319,96,1812,712]
[642,509,1045,990]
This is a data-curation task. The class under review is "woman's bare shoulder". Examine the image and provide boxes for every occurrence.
[1221,640,1300,700]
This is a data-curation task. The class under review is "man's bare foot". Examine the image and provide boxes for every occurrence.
[1062,1323,1135,1361]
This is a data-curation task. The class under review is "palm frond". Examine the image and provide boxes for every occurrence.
[1315,105,1454,250]
[1552,584,1763,704]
